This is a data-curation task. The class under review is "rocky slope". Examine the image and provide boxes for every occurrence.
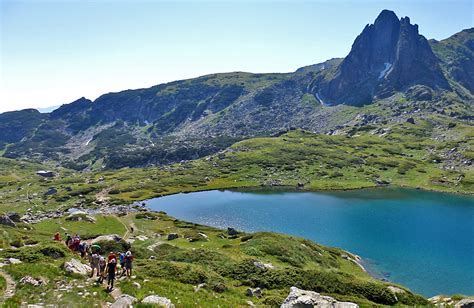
[1,10,472,169]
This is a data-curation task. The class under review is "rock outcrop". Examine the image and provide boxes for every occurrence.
[141,295,175,307]
[63,259,91,276]
[317,10,449,106]
[281,287,358,308]
[455,299,474,308]
[0,215,16,227]
[91,234,122,244]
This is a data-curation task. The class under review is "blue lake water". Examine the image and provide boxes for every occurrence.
[145,188,474,297]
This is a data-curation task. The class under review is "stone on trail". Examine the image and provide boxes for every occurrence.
[141,295,175,308]
[111,294,137,308]
[281,286,358,308]
[64,258,92,276]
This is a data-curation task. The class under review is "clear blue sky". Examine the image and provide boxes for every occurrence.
[1,0,472,112]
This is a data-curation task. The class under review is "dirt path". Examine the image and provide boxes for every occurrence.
[0,270,16,304]
[118,215,138,240]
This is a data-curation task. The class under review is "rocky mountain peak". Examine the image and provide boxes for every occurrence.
[317,10,449,106]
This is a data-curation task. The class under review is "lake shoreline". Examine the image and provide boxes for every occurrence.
[143,183,473,204]
[144,188,474,296]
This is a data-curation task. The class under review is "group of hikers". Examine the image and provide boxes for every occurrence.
[54,232,134,291]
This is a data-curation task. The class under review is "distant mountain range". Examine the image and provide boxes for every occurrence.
[1,10,473,169]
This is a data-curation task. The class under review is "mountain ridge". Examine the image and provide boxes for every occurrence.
[1,10,473,169]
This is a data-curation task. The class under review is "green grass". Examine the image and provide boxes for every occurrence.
[34,215,127,239]
[0,113,471,305]
[0,118,472,219]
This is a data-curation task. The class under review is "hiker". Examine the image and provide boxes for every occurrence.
[130,226,134,233]
[79,241,87,259]
[118,252,126,276]
[124,250,133,277]
[54,232,61,241]
[90,252,100,278]
[98,255,107,283]
[107,251,116,262]
[65,233,72,246]
[73,234,81,251]
[106,258,117,291]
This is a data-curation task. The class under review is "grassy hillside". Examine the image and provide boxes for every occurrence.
[0,113,472,306]
[0,115,472,218]
[0,212,427,307]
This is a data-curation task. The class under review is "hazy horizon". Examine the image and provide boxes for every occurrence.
[1,0,473,113]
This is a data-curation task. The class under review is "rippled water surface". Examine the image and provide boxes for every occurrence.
[146,188,474,296]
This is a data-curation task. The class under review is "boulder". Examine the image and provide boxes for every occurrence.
[245,287,262,298]
[6,212,21,222]
[406,117,416,124]
[6,258,22,265]
[281,287,358,308]
[36,170,55,178]
[167,233,179,241]
[64,258,92,276]
[65,211,96,223]
[0,214,16,227]
[141,295,175,307]
[254,261,274,270]
[227,227,239,236]
[91,234,122,244]
[194,283,207,292]
[44,187,58,196]
[111,294,137,308]
[456,299,474,308]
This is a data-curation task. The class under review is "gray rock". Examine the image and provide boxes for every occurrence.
[254,261,274,270]
[111,294,137,308]
[65,211,96,223]
[36,170,55,178]
[141,295,175,307]
[20,276,45,286]
[281,287,358,308]
[227,227,239,236]
[194,283,207,292]
[245,287,262,298]
[64,258,92,276]
[7,212,21,222]
[6,258,22,265]
[456,299,474,308]
[91,234,122,244]
[167,233,179,241]
[44,187,58,196]
[0,214,16,227]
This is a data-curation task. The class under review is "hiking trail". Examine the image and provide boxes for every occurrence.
[0,270,16,304]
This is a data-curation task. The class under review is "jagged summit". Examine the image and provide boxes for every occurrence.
[317,10,449,106]
[0,10,472,169]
